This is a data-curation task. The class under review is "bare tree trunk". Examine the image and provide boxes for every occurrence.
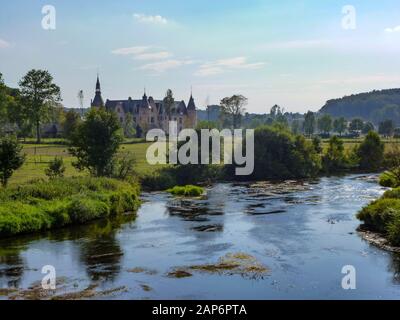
[36,121,41,144]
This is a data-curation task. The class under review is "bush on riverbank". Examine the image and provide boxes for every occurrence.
[167,185,204,197]
[357,188,400,245]
[0,177,141,237]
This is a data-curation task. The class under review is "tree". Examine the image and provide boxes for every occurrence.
[333,117,347,136]
[362,122,374,135]
[378,120,395,137]
[0,73,8,128]
[356,131,384,171]
[220,95,248,129]
[270,104,283,118]
[303,111,316,136]
[0,137,25,187]
[45,157,66,179]
[349,118,364,133]
[19,70,61,143]
[312,136,323,154]
[123,112,136,138]
[317,114,332,134]
[251,126,321,180]
[291,119,302,134]
[62,110,82,139]
[69,108,123,177]
[163,89,175,121]
[322,136,347,173]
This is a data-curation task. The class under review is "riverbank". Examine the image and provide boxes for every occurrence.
[0,177,141,238]
[2,175,398,300]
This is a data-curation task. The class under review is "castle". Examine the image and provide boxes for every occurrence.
[91,76,197,136]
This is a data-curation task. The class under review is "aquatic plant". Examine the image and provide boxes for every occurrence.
[166,185,204,197]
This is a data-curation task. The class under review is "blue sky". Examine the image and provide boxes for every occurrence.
[0,0,400,113]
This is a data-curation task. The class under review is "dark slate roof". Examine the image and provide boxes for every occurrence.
[187,94,196,110]
[105,97,188,115]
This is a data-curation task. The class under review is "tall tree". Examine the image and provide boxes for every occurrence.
[62,110,82,140]
[349,118,364,132]
[163,89,175,122]
[69,108,123,177]
[317,114,333,134]
[333,117,347,136]
[0,137,25,187]
[356,131,384,171]
[378,120,395,137]
[220,95,248,129]
[303,111,316,136]
[19,69,61,143]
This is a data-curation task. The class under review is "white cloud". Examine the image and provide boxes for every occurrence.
[111,46,151,55]
[133,13,168,25]
[385,25,400,33]
[195,57,265,77]
[112,46,173,62]
[0,38,10,49]
[137,59,194,73]
[133,51,172,61]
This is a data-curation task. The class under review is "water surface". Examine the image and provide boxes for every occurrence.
[1,174,400,299]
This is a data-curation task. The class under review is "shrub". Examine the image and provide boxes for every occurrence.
[45,157,66,179]
[355,131,384,171]
[379,172,400,188]
[0,137,25,187]
[167,185,204,197]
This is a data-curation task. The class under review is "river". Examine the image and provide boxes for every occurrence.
[1,174,400,300]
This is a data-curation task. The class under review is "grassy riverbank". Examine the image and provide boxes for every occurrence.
[0,177,141,238]
[357,187,400,245]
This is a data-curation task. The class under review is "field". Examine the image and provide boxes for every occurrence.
[8,137,400,186]
[9,139,164,186]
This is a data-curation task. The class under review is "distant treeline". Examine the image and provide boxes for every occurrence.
[320,88,400,126]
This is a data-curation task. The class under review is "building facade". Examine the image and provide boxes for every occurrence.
[91,76,197,136]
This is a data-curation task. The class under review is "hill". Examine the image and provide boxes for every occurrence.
[319,88,400,126]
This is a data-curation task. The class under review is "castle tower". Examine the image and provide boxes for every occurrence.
[91,75,104,108]
[187,92,197,128]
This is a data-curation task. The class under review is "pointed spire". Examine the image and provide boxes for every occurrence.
[188,89,196,111]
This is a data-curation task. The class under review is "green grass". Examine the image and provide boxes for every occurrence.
[167,185,205,197]
[9,140,167,185]
[357,187,400,245]
[0,177,141,238]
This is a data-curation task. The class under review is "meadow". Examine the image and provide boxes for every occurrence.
[8,137,400,186]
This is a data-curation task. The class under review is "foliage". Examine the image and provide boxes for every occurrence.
[45,157,66,179]
[249,125,321,180]
[220,95,248,129]
[357,196,400,245]
[69,108,123,177]
[320,88,400,126]
[362,122,374,134]
[0,137,25,187]
[0,177,141,237]
[355,131,384,171]
[318,114,332,134]
[303,111,316,136]
[62,110,82,139]
[167,185,204,197]
[333,117,347,135]
[379,120,395,137]
[163,89,175,121]
[312,136,323,154]
[18,70,61,143]
[379,171,400,188]
[322,136,348,173]
[349,118,364,132]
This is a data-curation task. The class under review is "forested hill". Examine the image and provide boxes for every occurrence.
[319,88,400,125]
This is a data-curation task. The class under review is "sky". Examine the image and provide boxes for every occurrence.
[0,0,400,113]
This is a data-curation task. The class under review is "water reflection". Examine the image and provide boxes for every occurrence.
[2,175,400,299]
